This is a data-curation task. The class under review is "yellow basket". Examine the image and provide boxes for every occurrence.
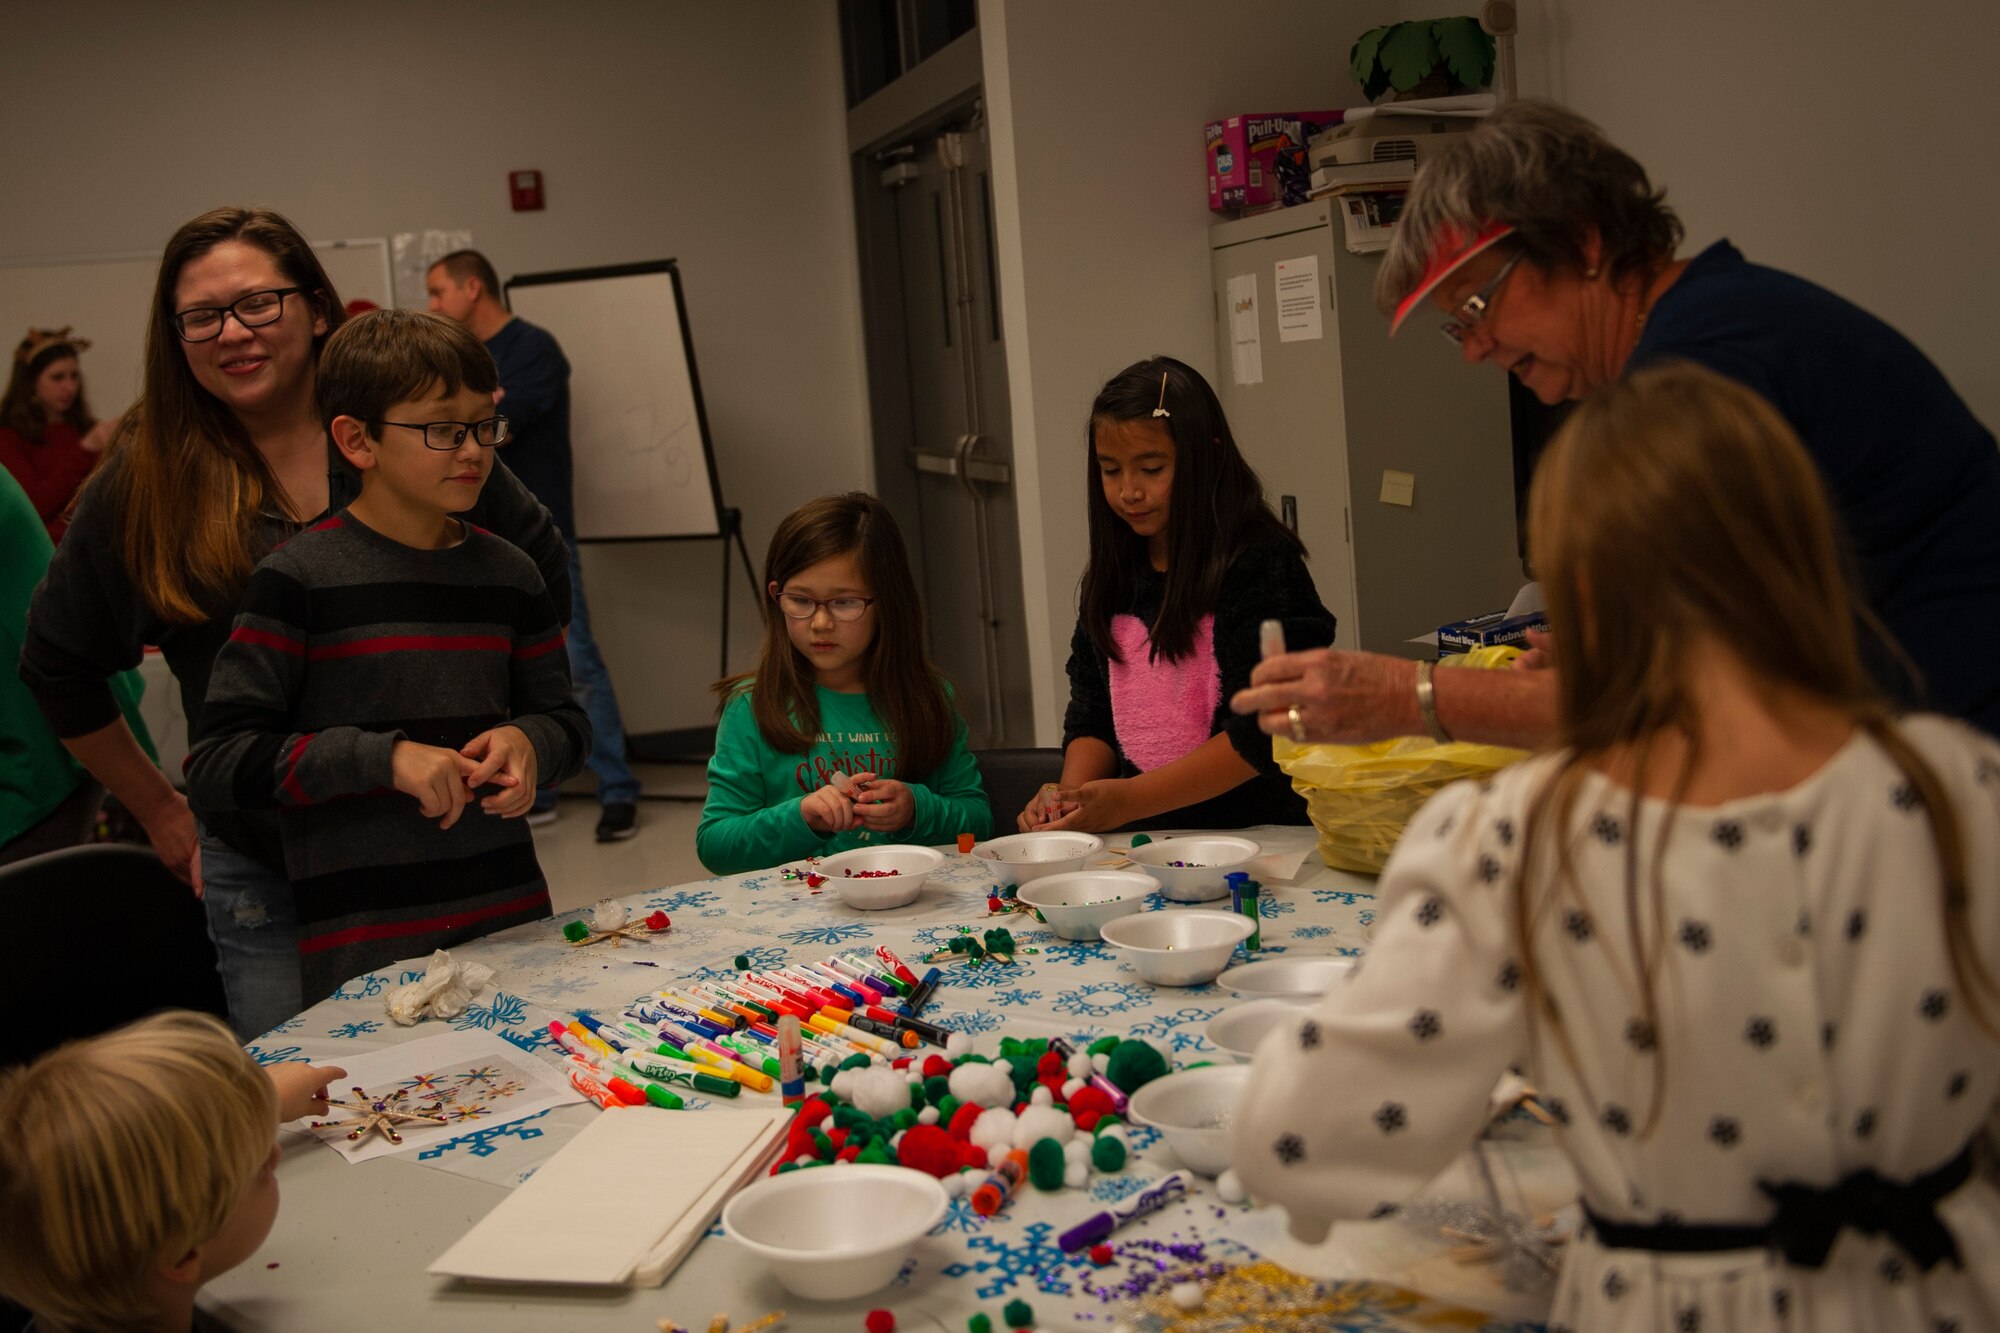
[1273,647,1530,874]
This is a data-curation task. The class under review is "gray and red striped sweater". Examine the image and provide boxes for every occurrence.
[186,510,589,1000]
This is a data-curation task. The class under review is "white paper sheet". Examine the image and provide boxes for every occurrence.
[293,1029,582,1165]
[1274,256,1323,342]
[1228,273,1263,385]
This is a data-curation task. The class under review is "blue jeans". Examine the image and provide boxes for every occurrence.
[198,828,304,1040]
[539,538,641,807]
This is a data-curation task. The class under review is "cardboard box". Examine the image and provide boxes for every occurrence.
[1437,609,1549,654]
[1206,111,1345,211]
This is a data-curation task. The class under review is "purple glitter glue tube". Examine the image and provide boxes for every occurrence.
[1049,1035,1128,1114]
[1058,1171,1190,1251]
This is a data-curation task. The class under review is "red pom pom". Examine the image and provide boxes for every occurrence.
[836,1144,862,1163]
[896,1124,963,1178]
[644,910,670,931]
[987,896,1005,912]
[961,1141,989,1170]
[1039,1075,1067,1101]
[826,1128,849,1151]
[797,1097,833,1129]
[1036,1051,1064,1077]
[866,1310,897,1333]
[947,1103,983,1140]
[1088,1243,1114,1266]
[923,1055,954,1080]
[1074,1110,1102,1132]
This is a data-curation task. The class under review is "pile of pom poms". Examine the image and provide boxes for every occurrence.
[770,1034,1173,1205]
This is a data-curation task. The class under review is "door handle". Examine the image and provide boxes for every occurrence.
[907,441,1011,486]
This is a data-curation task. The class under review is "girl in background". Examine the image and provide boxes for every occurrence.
[697,492,991,875]
[1025,355,1335,833]
[1235,363,2000,1331]
[0,327,116,542]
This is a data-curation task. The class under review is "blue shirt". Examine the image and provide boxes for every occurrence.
[486,318,576,537]
[1631,241,2000,733]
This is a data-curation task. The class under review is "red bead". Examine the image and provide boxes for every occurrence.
[1088,1243,1114,1266]
[645,910,670,931]
[865,1310,896,1333]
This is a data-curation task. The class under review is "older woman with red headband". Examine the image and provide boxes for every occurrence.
[1234,100,2000,746]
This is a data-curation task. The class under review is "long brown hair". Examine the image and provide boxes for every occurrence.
[1,336,95,439]
[714,493,955,781]
[96,207,344,623]
[1512,362,1992,1129]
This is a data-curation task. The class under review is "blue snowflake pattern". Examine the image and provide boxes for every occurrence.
[1127,1007,1221,1053]
[937,1009,1004,1036]
[1122,1121,1163,1151]
[417,1109,552,1160]
[700,907,729,917]
[399,968,427,984]
[1089,1174,1149,1203]
[689,945,789,980]
[1293,925,1333,940]
[538,971,597,999]
[737,874,776,893]
[326,1020,382,1039]
[644,887,722,913]
[1336,946,1363,957]
[327,973,393,1001]
[1037,938,1114,968]
[1312,888,1377,906]
[989,989,1042,1008]
[942,963,1035,990]
[912,924,974,949]
[1257,897,1296,919]
[499,1028,551,1055]
[1052,982,1150,1018]
[265,1016,305,1035]
[453,990,531,1033]
[244,1044,307,1066]
[780,922,876,947]
[930,1194,991,1235]
[1358,909,1376,927]
[941,1221,1087,1298]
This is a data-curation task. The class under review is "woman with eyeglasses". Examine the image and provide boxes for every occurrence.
[1232,100,2000,751]
[18,207,568,1038]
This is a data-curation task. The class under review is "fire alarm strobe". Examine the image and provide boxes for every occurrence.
[510,170,545,211]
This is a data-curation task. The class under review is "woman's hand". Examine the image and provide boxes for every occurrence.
[1039,778,1136,834]
[800,783,857,834]
[391,741,478,829]
[136,788,203,897]
[1513,627,1554,671]
[1229,648,1419,745]
[268,1061,348,1121]
[852,776,914,832]
[80,418,118,455]
[461,725,537,817]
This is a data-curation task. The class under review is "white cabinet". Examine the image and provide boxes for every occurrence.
[1211,202,1524,655]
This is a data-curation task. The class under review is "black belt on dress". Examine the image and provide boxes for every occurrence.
[1581,1141,1973,1273]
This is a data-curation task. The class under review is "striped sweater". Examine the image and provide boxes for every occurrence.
[186,511,589,1000]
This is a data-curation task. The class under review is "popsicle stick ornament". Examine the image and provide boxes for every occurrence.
[561,899,672,949]
[309,1085,450,1145]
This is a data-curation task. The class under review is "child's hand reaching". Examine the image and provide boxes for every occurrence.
[852,776,913,832]
[267,1061,348,1121]
[800,782,858,834]
[1038,778,1132,834]
[1017,783,1079,832]
[391,740,479,829]
[461,725,539,817]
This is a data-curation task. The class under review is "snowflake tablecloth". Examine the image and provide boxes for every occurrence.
[245,827,1544,1331]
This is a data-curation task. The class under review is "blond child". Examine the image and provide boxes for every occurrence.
[0,1012,342,1332]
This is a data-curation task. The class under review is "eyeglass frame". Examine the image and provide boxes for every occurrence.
[371,416,513,451]
[171,287,307,343]
[1438,251,1524,346]
[773,591,877,622]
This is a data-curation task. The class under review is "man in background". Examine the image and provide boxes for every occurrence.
[427,250,641,841]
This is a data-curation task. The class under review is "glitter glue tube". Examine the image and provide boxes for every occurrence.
[779,1014,805,1107]
[1259,618,1286,660]
[1226,873,1262,952]
[807,1012,894,1056]
[874,945,921,989]
[972,1149,1030,1216]
[617,1052,742,1098]
[1048,1036,1128,1114]
[901,966,943,1017]
[1057,1171,1190,1251]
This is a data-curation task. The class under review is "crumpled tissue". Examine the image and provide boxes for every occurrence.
[385,948,496,1026]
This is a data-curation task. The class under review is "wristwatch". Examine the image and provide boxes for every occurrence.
[1415,659,1453,745]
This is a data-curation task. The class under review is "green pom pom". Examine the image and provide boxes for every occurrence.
[924,1075,952,1104]
[1020,1038,1048,1057]
[802,1064,819,1083]
[983,928,1015,954]
[809,1128,835,1159]
[841,1052,873,1071]
[1106,1040,1168,1093]
[856,1139,893,1165]
[998,1037,1025,1058]
[1129,833,1152,847]
[1003,1299,1035,1329]
[820,1091,842,1108]
[832,1106,873,1130]
[777,1161,799,1173]
[936,1094,960,1123]
[1091,1134,1127,1172]
[892,1108,919,1130]
[948,937,970,953]
[733,954,750,970]
[1027,1137,1066,1191]
[561,920,590,941]
[963,938,986,959]
[1006,1054,1041,1093]
[1001,884,1018,899]
[957,1052,990,1065]
[1086,1035,1121,1056]
[968,1315,992,1333]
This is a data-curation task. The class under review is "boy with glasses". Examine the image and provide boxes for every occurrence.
[186,310,588,1001]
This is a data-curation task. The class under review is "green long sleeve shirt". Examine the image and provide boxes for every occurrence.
[697,684,991,875]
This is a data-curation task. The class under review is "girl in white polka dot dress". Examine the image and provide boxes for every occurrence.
[1235,363,2000,1332]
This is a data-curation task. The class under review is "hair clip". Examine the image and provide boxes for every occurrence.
[1151,371,1170,418]
[15,326,90,366]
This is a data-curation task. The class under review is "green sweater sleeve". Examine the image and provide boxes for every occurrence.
[904,706,992,844]
[696,692,824,875]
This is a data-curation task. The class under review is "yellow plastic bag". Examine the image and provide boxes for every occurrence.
[1273,646,1530,874]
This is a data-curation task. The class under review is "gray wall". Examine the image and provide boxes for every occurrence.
[0,0,869,735]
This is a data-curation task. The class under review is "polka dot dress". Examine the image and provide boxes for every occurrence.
[1235,716,2000,1332]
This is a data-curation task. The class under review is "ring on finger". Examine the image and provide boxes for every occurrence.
[1287,704,1308,743]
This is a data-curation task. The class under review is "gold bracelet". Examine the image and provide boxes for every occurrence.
[1416,659,1453,745]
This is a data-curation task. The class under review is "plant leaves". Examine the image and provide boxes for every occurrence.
[1350,25,1389,86]
[1432,17,1496,89]
[1380,21,1442,92]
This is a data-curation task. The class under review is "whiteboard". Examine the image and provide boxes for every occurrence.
[0,238,394,414]
[504,261,722,541]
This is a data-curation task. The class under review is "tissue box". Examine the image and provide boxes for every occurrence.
[1438,610,1549,654]
[1207,111,1345,211]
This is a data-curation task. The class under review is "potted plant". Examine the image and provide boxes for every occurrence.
[1351,16,1495,101]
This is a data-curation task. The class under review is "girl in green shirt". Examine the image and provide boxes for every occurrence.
[696,493,991,875]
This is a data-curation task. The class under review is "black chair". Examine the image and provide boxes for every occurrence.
[972,747,1066,833]
[0,844,228,1068]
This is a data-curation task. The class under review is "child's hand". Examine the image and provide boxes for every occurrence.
[1513,627,1554,671]
[1039,779,1131,834]
[801,783,857,834]
[1017,783,1077,832]
[461,725,539,817]
[268,1061,348,1121]
[853,777,913,832]
[391,740,479,829]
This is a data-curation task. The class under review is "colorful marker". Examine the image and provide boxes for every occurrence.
[807,1012,894,1056]
[615,1052,741,1099]
[565,1061,626,1111]
[901,967,943,1017]
[840,1012,922,1049]
[873,945,921,989]
[972,1149,1030,1216]
[863,1004,951,1047]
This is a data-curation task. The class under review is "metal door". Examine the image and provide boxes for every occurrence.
[867,115,1034,747]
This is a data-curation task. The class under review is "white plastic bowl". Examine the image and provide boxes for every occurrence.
[1123,835,1261,902]
[812,845,945,910]
[1014,870,1159,940]
[971,831,1105,888]
[722,1163,947,1300]
[1100,910,1254,986]
[1216,955,1357,997]
[1128,1063,1250,1176]
[1206,996,1319,1062]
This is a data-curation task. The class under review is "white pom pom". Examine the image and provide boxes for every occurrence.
[1030,1084,1054,1107]
[942,1171,967,1197]
[1170,1281,1203,1310]
[1067,1051,1093,1079]
[794,1153,817,1167]
[1216,1168,1247,1204]
[1011,1105,1074,1149]
[917,1105,941,1125]
[831,1155,851,1166]
[1064,1136,1091,1166]
[1065,1162,1088,1188]
[969,1107,1019,1158]
[949,1062,1017,1109]
[1091,1053,1112,1075]
[1097,1122,1129,1143]
[987,1142,1012,1168]
[1061,1077,1086,1100]
[849,1066,913,1119]
[946,1032,974,1058]
[589,898,630,931]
